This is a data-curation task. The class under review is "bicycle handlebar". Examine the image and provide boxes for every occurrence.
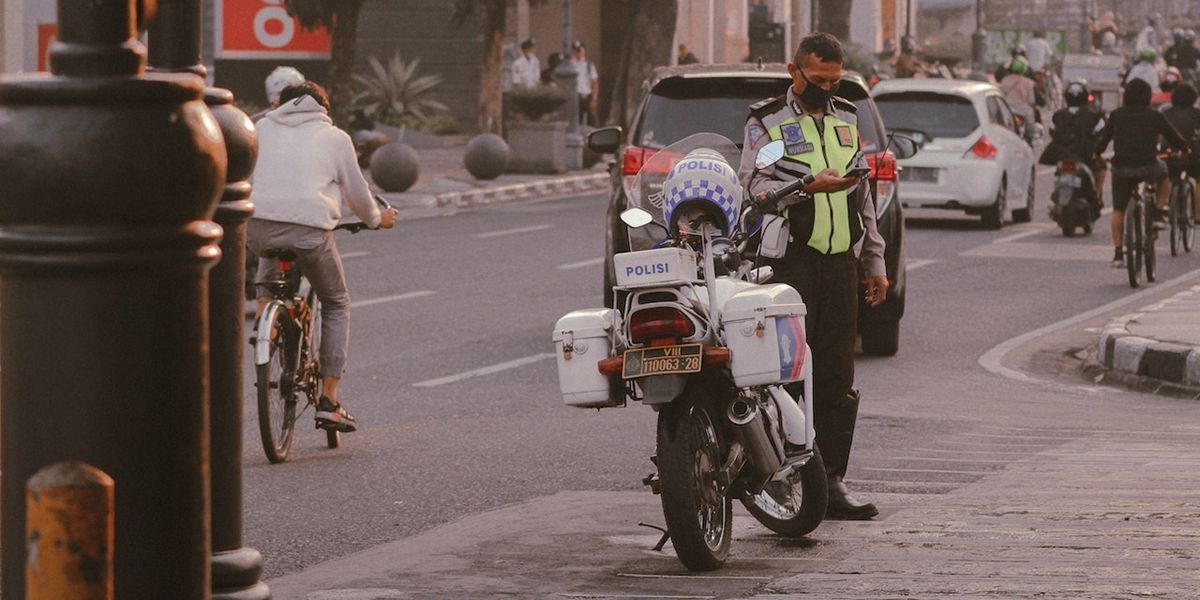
[333,194,394,234]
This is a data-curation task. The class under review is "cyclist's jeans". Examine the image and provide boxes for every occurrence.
[246,219,350,378]
[1111,160,1167,212]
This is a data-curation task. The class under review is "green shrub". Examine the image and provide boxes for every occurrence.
[352,52,449,127]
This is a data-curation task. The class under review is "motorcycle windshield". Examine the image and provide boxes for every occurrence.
[629,132,743,249]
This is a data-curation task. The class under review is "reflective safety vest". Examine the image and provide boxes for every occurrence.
[758,104,864,254]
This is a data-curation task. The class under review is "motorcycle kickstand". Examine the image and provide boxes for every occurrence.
[638,522,671,551]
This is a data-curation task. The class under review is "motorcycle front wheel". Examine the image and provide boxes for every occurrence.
[741,444,828,537]
[657,400,732,571]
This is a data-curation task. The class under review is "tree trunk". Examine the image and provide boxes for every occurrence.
[817,0,852,42]
[327,0,364,128]
[600,0,677,129]
[478,1,506,134]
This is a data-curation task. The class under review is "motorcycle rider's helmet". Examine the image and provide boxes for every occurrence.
[265,66,306,106]
[1187,30,1197,44]
[1162,67,1183,92]
[661,149,742,238]
[1011,43,1027,58]
[1174,28,1186,45]
[900,35,916,55]
[1008,58,1028,76]
[1138,47,1158,64]
[1064,80,1090,107]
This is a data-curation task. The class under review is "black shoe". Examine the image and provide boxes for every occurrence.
[1112,248,1125,268]
[315,396,357,433]
[1150,206,1168,230]
[826,476,878,520]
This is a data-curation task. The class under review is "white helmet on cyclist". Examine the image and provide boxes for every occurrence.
[661,149,742,237]
[265,66,306,106]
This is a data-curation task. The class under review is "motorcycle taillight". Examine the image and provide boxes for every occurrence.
[629,307,695,344]
[621,146,657,176]
[1061,161,1077,174]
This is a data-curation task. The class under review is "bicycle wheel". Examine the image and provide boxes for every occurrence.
[305,290,340,450]
[1170,182,1181,257]
[256,307,299,463]
[1185,179,1196,252]
[1126,200,1144,288]
[1145,198,1157,283]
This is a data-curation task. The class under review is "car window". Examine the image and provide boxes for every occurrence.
[996,98,1017,130]
[985,97,1006,126]
[635,77,790,148]
[853,99,883,151]
[874,91,981,140]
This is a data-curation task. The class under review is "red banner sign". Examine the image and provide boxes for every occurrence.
[216,0,331,59]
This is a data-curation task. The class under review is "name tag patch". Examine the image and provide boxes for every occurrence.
[835,125,855,148]
[781,123,814,155]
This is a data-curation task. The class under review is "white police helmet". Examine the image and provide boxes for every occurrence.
[265,66,305,105]
[661,149,742,237]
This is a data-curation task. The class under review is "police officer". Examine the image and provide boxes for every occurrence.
[738,32,888,520]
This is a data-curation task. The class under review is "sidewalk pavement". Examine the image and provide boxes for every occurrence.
[371,143,610,219]
[1095,284,1200,395]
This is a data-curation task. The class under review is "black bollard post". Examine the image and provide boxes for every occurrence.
[147,3,269,599]
[0,0,225,598]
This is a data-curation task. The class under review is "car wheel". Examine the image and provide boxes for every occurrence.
[981,177,1007,230]
[861,318,900,357]
[1011,167,1035,223]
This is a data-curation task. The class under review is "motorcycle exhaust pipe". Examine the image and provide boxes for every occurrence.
[726,397,783,483]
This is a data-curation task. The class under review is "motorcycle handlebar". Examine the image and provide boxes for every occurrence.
[753,174,815,210]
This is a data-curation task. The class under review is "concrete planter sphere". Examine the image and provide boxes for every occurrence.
[464,133,509,180]
[370,142,420,192]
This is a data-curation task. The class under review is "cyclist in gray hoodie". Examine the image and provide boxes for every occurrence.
[249,81,398,433]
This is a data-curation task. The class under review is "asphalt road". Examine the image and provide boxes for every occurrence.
[243,165,1200,594]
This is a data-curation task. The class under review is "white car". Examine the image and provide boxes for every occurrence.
[871,78,1038,229]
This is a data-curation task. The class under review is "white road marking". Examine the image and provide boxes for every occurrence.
[963,242,1112,262]
[906,258,938,272]
[473,224,553,239]
[352,290,435,308]
[558,595,715,599]
[992,227,1048,244]
[557,257,605,270]
[340,251,371,260]
[1037,166,1055,175]
[413,352,555,387]
[978,266,1200,391]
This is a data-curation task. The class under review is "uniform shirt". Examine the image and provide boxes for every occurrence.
[738,86,886,277]
[511,53,541,89]
[571,57,598,96]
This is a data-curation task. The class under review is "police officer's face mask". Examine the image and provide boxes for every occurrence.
[798,68,840,108]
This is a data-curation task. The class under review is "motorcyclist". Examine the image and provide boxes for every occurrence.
[1177,30,1200,83]
[1125,48,1162,93]
[1153,67,1182,108]
[1000,58,1038,140]
[1041,81,1107,217]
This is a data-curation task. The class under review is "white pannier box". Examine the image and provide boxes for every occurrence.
[613,248,699,288]
[721,284,808,387]
[552,308,622,408]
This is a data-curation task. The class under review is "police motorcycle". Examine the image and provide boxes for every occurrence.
[552,133,827,571]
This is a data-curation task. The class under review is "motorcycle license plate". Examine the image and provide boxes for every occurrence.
[1056,174,1081,187]
[622,344,702,379]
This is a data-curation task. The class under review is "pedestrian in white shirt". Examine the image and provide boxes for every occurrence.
[511,39,540,89]
[1025,31,1054,73]
[570,40,599,125]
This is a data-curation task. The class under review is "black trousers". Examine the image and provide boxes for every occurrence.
[771,248,861,479]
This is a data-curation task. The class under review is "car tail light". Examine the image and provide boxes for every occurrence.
[867,151,898,181]
[968,135,997,159]
[621,146,658,176]
[1061,161,1077,174]
[629,307,695,344]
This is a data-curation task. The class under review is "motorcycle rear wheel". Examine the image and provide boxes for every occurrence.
[741,444,828,537]
[657,401,732,571]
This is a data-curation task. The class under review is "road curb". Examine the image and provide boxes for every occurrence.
[1098,285,1200,387]
[382,171,609,216]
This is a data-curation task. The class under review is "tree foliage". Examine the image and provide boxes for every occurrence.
[284,0,366,127]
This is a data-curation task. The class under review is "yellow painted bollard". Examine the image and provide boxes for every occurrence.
[25,461,114,600]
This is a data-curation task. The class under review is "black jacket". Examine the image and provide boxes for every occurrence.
[1095,105,1188,167]
[1040,107,1105,165]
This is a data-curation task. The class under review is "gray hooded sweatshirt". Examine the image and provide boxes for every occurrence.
[251,95,381,230]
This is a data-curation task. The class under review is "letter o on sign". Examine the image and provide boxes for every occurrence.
[254,6,295,49]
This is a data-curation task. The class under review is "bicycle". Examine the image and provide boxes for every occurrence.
[1168,162,1197,256]
[1125,178,1159,288]
[251,197,389,464]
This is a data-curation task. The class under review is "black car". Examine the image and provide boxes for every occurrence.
[588,63,910,356]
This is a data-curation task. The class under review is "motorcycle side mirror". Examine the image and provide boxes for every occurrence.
[887,133,920,159]
[620,207,656,229]
[755,140,786,169]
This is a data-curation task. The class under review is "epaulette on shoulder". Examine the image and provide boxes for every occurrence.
[749,95,786,117]
[831,96,858,114]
